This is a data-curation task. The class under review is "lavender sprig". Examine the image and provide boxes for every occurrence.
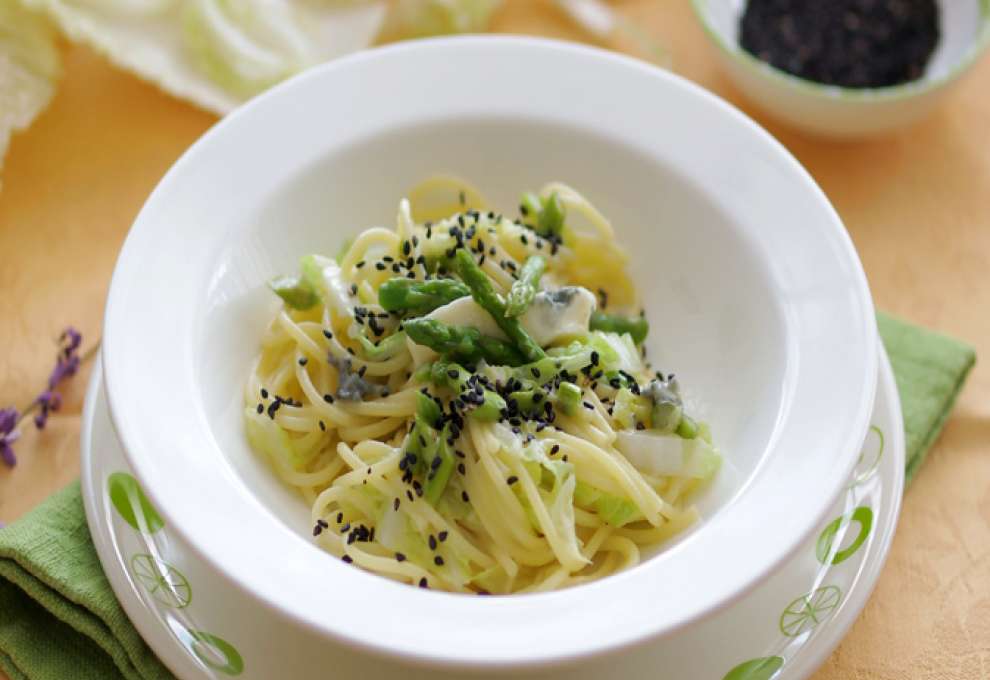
[1,327,97,468]
[0,408,19,467]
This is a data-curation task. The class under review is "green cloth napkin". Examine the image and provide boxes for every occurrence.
[0,313,976,680]
[0,481,172,680]
[876,313,976,482]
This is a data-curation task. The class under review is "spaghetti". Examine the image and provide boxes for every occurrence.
[244,177,721,594]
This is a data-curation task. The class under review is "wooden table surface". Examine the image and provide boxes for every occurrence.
[1,1,988,678]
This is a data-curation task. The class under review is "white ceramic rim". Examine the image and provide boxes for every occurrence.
[102,37,878,668]
[82,344,904,680]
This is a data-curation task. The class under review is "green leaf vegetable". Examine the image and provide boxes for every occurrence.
[387,0,503,38]
[244,407,322,470]
[403,318,525,367]
[425,362,505,421]
[378,278,469,315]
[454,249,545,363]
[556,381,583,417]
[181,0,313,97]
[505,255,546,317]
[0,2,59,181]
[589,311,650,345]
[408,392,457,503]
[424,424,455,503]
[574,482,641,527]
[415,391,442,427]
[267,274,319,310]
[520,191,566,238]
[356,332,408,361]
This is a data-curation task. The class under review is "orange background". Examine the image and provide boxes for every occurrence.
[1,1,988,678]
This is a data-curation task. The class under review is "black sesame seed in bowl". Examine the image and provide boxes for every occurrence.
[691,0,990,136]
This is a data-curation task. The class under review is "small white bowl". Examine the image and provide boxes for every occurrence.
[691,0,990,138]
[101,36,877,669]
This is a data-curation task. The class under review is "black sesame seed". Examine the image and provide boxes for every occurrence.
[336,512,343,523]
[349,284,358,296]
[583,401,594,410]
[550,444,560,455]
[324,394,335,403]
[506,475,519,485]
[438,531,448,542]
[260,388,269,399]
[319,420,326,431]
[256,403,264,414]
[298,357,308,366]
[462,491,470,502]
[428,535,438,550]
[403,240,411,256]
[434,555,445,566]
[457,463,466,475]
[323,329,333,340]
[419,577,428,588]
[342,555,353,563]
[356,260,366,269]
[395,552,406,562]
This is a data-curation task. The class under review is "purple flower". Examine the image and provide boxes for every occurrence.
[32,391,62,430]
[48,327,82,391]
[1,326,88,467]
[0,407,19,467]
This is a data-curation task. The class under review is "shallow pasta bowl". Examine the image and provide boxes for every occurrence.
[101,36,877,672]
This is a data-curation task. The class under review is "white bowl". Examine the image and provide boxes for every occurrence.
[102,36,877,669]
[82,347,906,679]
[691,0,990,138]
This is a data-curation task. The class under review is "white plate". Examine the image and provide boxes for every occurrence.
[82,343,903,680]
[100,38,878,663]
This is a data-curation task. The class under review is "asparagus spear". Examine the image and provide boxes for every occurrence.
[378,278,469,315]
[505,255,546,317]
[589,311,650,345]
[453,250,545,363]
[403,318,526,366]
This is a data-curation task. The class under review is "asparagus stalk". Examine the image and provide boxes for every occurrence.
[454,249,545,363]
[505,255,546,317]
